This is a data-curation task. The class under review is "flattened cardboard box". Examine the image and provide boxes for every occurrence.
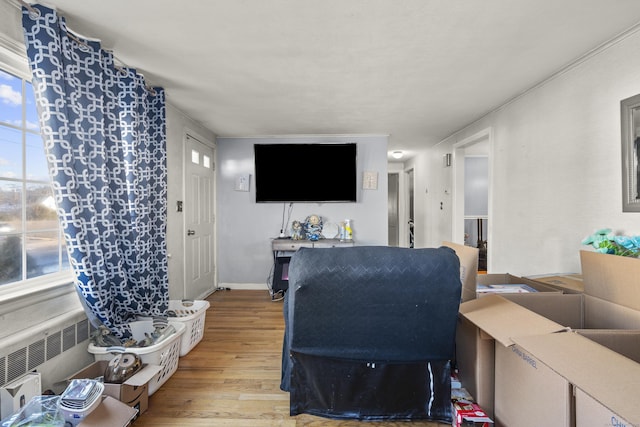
[78,396,138,427]
[476,273,561,297]
[68,361,161,416]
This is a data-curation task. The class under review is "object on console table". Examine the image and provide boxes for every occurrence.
[303,214,322,241]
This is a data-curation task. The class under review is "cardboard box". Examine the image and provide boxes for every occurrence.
[580,250,640,311]
[78,396,138,427]
[476,273,561,297]
[457,251,640,426]
[525,273,584,294]
[456,295,567,419]
[510,332,640,427]
[454,275,565,418]
[573,329,640,427]
[494,338,572,427]
[574,387,634,427]
[442,241,479,303]
[68,361,161,417]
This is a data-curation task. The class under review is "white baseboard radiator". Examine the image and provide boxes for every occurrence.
[0,309,92,390]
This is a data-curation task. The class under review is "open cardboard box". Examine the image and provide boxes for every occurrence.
[568,329,640,426]
[447,243,566,419]
[476,273,561,297]
[456,294,568,421]
[525,273,584,294]
[68,361,161,417]
[506,331,640,427]
[457,251,640,426]
[442,241,561,302]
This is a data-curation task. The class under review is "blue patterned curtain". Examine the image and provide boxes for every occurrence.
[22,4,168,337]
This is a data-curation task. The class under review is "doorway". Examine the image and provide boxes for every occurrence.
[388,173,399,246]
[406,169,414,248]
[452,128,492,271]
[184,133,216,299]
[387,166,414,248]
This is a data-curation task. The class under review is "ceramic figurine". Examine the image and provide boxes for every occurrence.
[304,214,323,241]
[291,220,304,240]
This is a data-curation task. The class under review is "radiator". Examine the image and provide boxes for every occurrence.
[0,309,93,392]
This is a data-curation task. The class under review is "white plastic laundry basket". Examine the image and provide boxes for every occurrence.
[138,300,210,356]
[87,320,185,395]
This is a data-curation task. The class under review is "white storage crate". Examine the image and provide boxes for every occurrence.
[87,320,185,396]
[168,300,210,356]
[138,300,210,356]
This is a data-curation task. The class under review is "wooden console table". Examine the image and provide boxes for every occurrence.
[271,238,354,252]
[270,238,355,296]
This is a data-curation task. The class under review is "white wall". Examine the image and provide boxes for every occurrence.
[216,135,388,287]
[424,28,640,276]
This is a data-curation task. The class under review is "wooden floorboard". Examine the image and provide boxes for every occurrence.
[134,290,448,427]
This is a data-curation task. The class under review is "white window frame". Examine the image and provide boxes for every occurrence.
[0,31,75,308]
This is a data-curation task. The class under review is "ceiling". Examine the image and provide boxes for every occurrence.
[35,0,640,160]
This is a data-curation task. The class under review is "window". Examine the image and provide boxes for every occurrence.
[0,68,69,286]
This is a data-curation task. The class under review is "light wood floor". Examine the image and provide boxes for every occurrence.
[134,290,449,426]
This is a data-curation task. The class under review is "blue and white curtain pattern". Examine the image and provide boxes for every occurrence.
[22,4,168,337]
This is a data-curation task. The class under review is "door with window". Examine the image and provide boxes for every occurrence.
[184,134,216,299]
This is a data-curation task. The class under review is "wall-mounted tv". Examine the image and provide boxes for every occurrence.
[254,143,357,203]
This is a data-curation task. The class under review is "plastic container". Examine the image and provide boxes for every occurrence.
[0,396,65,427]
[58,379,104,426]
[87,320,185,396]
[138,300,210,356]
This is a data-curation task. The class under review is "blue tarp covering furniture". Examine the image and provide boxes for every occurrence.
[280,245,462,422]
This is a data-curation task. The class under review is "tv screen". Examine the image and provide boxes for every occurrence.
[254,143,357,203]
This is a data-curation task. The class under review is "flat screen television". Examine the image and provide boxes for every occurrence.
[254,143,357,203]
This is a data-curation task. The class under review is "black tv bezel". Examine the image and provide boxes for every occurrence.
[254,143,358,203]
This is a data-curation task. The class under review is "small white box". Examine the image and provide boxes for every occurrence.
[0,372,41,419]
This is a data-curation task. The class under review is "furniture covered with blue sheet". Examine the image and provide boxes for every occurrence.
[280,245,462,422]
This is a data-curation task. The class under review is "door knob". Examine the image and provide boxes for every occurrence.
[187,229,195,236]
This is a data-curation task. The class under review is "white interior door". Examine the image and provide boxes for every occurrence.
[184,134,216,299]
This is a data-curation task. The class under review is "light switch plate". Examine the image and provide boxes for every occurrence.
[235,174,251,192]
